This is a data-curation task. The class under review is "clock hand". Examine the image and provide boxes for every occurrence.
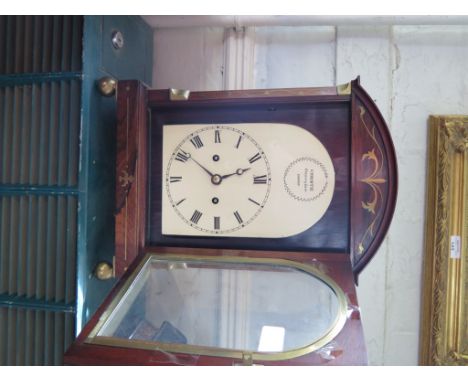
[188,155,225,185]
[220,168,251,180]
[190,156,215,177]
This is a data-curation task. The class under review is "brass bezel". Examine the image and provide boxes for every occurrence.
[420,115,468,365]
[86,253,348,363]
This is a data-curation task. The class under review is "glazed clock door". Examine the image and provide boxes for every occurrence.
[76,16,152,333]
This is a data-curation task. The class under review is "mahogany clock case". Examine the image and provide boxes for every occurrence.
[112,77,397,278]
[64,78,397,366]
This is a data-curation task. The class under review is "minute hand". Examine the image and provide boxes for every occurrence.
[221,168,251,180]
[190,156,215,177]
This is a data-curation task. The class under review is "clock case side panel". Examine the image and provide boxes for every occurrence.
[114,80,149,277]
[350,78,398,280]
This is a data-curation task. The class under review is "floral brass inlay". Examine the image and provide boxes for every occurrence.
[361,148,386,214]
[357,106,387,255]
[119,169,135,188]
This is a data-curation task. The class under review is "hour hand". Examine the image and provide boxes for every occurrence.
[221,168,251,180]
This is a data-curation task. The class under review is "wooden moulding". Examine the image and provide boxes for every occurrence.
[114,80,148,276]
[420,115,468,365]
[349,78,398,280]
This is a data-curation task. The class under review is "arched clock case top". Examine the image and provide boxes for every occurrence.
[349,78,398,280]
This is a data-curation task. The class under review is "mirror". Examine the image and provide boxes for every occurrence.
[87,254,346,361]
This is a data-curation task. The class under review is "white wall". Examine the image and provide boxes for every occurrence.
[152,24,468,365]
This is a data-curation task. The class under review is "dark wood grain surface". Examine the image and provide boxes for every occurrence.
[147,86,345,106]
[114,80,149,276]
[350,78,398,280]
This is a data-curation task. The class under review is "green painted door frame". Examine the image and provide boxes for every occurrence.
[76,15,152,332]
[0,16,152,364]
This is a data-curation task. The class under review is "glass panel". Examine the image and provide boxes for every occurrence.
[95,256,342,354]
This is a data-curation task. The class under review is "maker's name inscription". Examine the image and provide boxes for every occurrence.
[284,157,329,202]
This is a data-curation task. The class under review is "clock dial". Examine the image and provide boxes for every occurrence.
[165,126,272,234]
[162,123,335,238]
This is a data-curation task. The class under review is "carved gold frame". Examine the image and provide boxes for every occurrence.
[420,115,468,365]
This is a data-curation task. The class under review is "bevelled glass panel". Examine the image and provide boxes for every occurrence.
[89,255,346,359]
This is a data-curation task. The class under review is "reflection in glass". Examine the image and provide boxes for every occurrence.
[96,256,341,354]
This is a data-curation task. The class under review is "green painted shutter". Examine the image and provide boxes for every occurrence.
[0,15,152,365]
[0,15,82,365]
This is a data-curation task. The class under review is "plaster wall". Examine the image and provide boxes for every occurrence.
[152,24,468,365]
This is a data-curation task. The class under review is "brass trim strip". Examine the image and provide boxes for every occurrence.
[85,253,348,363]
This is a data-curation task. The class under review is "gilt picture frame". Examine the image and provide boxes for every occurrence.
[420,115,468,365]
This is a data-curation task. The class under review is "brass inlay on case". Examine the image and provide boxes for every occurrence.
[119,169,135,188]
[357,105,387,254]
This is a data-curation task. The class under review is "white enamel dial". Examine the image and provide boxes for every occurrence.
[165,126,271,234]
[162,123,335,238]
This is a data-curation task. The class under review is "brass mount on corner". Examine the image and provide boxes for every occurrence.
[169,88,190,101]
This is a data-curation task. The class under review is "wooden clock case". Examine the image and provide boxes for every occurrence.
[64,77,397,366]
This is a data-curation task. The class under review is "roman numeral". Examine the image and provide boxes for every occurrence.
[170,176,182,183]
[235,135,242,149]
[248,152,261,164]
[233,211,243,224]
[190,135,204,149]
[190,210,203,224]
[214,216,220,230]
[175,150,190,163]
[248,197,260,206]
[253,175,268,184]
[215,129,221,143]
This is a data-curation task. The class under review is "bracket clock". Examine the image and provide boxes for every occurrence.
[64,77,397,365]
